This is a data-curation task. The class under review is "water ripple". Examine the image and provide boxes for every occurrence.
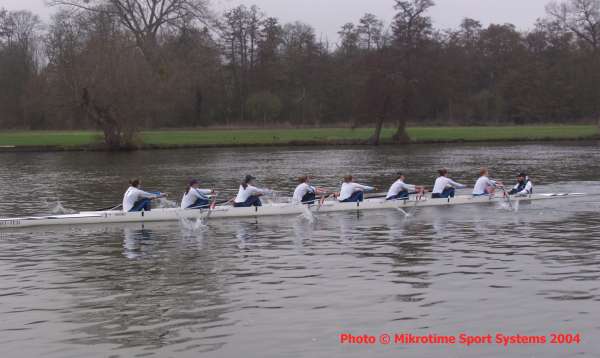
[1,144,600,357]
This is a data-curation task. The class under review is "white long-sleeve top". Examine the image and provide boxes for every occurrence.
[293,183,316,203]
[338,182,374,201]
[512,180,533,196]
[432,176,466,194]
[122,186,157,212]
[386,179,416,199]
[472,176,497,195]
[181,188,212,209]
[234,185,265,203]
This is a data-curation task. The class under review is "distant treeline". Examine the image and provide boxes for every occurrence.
[1,0,600,147]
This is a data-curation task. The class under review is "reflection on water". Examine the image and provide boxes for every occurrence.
[1,142,600,357]
[123,226,156,259]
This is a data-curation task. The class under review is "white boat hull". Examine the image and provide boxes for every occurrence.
[0,193,585,229]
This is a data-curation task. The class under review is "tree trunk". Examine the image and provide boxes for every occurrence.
[368,116,385,145]
[391,118,410,144]
[81,88,136,150]
[368,95,391,145]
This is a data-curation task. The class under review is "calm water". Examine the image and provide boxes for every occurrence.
[1,142,600,357]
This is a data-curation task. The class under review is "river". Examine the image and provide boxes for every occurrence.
[1,142,600,357]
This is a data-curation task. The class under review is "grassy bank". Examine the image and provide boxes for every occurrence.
[0,125,597,149]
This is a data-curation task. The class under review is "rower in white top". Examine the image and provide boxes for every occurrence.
[472,168,503,197]
[386,172,425,200]
[508,172,533,196]
[293,176,326,204]
[181,179,215,209]
[431,169,466,199]
[122,179,166,212]
[234,175,266,207]
[338,175,375,203]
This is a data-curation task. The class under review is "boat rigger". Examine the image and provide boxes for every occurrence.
[0,193,586,229]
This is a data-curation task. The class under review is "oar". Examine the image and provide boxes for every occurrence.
[209,193,219,210]
[365,193,388,199]
[187,193,223,210]
[410,188,426,213]
[394,189,425,218]
[361,190,384,199]
[396,207,411,217]
[202,193,221,219]
[96,204,122,211]
[500,186,514,211]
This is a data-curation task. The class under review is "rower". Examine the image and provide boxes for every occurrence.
[181,179,215,209]
[508,172,533,196]
[472,168,502,197]
[122,179,166,212]
[292,175,326,204]
[338,175,375,203]
[431,169,466,199]
[234,175,265,207]
[386,172,424,200]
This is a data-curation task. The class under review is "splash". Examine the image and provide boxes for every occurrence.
[179,217,209,232]
[299,205,316,223]
[157,197,178,208]
[176,210,209,233]
[48,201,76,215]
[259,188,286,204]
[396,207,412,218]
[498,199,519,212]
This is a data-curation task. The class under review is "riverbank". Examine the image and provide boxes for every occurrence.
[0,125,597,151]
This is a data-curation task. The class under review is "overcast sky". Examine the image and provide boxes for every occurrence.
[4,0,551,39]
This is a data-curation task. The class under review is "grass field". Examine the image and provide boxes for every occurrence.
[0,131,104,146]
[0,125,597,148]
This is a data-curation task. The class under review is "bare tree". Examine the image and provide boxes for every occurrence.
[547,0,600,50]
[547,0,600,126]
[6,0,600,139]
[45,1,211,147]
[48,0,210,64]
[337,23,359,56]
[0,10,43,128]
[45,9,157,148]
[390,0,435,143]
[357,13,385,50]
[221,5,264,122]
[359,48,403,145]
[393,0,435,50]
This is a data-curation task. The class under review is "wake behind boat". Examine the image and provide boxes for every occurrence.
[0,193,586,229]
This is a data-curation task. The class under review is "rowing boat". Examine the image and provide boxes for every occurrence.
[0,193,586,229]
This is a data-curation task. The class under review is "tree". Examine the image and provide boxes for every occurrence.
[246,91,282,124]
[0,10,43,128]
[280,22,322,125]
[255,17,283,92]
[389,0,435,143]
[159,25,224,127]
[547,0,600,126]
[341,13,395,145]
[338,23,359,56]
[359,48,404,145]
[393,0,435,49]
[547,0,600,51]
[49,0,210,66]
[45,10,157,148]
[46,0,212,148]
[4,0,600,138]
[357,13,385,50]
[221,5,264,122]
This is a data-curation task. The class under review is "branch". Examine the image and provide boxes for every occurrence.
[48,0,115,14]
